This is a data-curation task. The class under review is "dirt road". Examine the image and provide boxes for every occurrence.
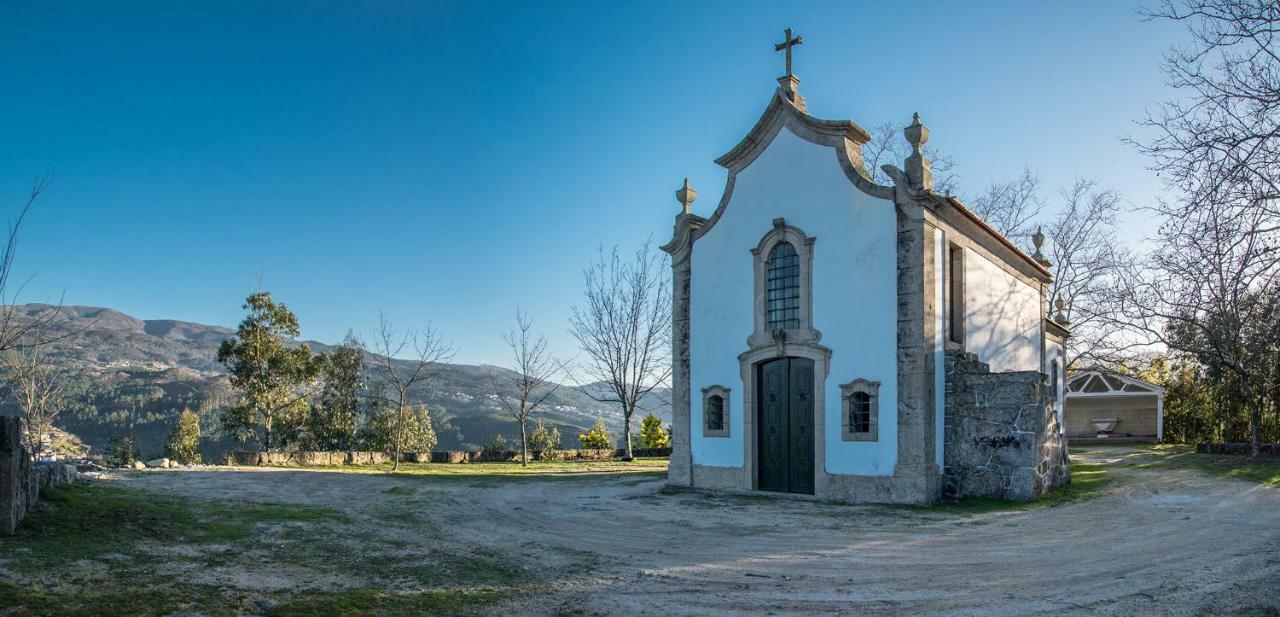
[120,448,1280,616]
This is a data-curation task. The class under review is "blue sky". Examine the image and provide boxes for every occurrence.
[1,1,1185,366]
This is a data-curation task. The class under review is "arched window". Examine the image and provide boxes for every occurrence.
[766,242,800,330]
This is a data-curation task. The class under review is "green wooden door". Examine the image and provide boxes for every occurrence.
[756,357,815,495]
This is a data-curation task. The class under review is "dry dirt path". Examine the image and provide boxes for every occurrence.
[119,449,1280,616]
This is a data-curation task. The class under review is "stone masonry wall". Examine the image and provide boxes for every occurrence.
[943,351,1070,501]
[2,416,77,535]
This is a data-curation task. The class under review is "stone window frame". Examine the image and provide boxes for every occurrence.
[839,378,880,442]
[701,385,731,438]
[749,218,820,349]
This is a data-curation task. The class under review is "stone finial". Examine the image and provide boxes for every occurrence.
[1031,226,1051,267]
[675,178,697,215]
[904,112,933,191]
[1054,298,1070,326]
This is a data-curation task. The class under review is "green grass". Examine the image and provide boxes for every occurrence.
[1120,445,1280,486]
[258,457,669,482]
[12,484,346,566]
[266,588,513,616]
[931,461,1113,513]
[0,483,525,617]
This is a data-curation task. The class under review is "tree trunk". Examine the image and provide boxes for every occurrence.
[1250,401,1263,459]
[520,418,529,466]
[622,407,634,461]
[393,401,404,472]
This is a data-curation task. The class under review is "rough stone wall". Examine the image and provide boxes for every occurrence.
[2,416,76,535]
[943,352,1070,501]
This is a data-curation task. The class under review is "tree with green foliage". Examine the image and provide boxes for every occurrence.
[217,292,323,451]
[363,398,438,454]
[526,418,561,453]
[639,412,669,449]
[578,419,612,450]
[166,409,202,464]
[308,333,364,451]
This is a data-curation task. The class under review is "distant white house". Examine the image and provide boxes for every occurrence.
[1064,370,1164,442]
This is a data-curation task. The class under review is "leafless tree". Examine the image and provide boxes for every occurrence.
[0,177,62,354]
[1043,180,1131,368]
[1135,0,1280,226]
[569,241,671,460]
[1114,0,1280,457]
[489,310,570,465]
[968,168,1044,241]
[862,121,960,196]
[2,315,66,454]
[367,313,455,471]
[1112,203,1278,456]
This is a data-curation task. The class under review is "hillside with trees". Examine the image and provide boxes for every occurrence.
[0,303,669,460]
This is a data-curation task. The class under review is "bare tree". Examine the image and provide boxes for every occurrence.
[1042,180,1131,368]
[1113,203,1278,456]
[489,310,569,465]
[1135,0,1280,225]
[968,168,1044,241]
[1115,0,1280,457]
[0,177,62,354]
[862,121,960,196]
[569,241,671,460]
[1,314,65,455]
[367,313,455,471]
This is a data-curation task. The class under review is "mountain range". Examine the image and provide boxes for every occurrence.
[2,304,670,459]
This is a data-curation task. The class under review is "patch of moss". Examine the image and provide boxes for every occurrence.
[0,580,230,617]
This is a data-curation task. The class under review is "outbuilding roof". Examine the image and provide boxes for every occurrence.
[1066,370,1164,398]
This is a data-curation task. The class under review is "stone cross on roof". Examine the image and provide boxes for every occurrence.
[774,27,803,78]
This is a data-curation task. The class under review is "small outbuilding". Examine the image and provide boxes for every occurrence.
[1064,370,1164,442]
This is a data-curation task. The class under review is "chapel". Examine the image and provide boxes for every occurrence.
[662,30,1071,504]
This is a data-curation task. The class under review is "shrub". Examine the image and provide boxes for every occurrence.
[482,435,509,454]
[110,436,138,468]
[579,419,612,450]
[362,404,438,453]
[166,409,203,464]
[526,418,561,452]
[639,412,669,449]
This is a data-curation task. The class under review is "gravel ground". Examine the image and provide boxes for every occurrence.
[118,447,1280,616]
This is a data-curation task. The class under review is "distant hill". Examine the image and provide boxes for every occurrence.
[1,304,670,459]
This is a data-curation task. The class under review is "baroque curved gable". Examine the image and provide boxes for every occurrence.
[694,88,895,242]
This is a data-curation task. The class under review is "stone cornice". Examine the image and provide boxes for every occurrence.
[940,195,1053,283]
[1045,318,1071,343]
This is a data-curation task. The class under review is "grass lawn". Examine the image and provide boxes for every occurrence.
[930,460,1113,513]
[248,456,670,481]
[0,463,645,616]
[1099,443,1280,486]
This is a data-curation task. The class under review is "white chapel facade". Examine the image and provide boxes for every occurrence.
[662,32,1070,504]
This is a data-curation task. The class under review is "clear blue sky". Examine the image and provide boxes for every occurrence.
[1,1,1184,366]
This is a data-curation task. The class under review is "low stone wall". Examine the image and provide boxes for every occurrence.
[222,447,672,467]
[1196,443,1280,456]
[943,352,1071,501]
[2,416,77,535]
